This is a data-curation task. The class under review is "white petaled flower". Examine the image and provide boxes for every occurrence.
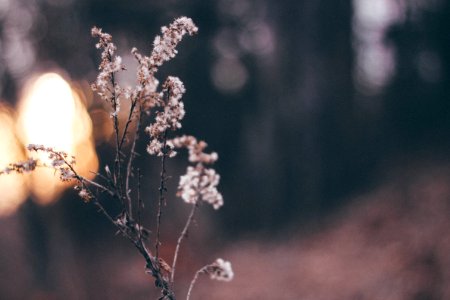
[206,258,234,282]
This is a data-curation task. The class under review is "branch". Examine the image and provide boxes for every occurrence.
[171,203,197,284]
[125,103,143,216]
[186,266,206,300]
[155,131,168,259]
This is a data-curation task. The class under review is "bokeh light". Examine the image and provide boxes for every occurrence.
[16,72,98,205]
[0,103,28,216]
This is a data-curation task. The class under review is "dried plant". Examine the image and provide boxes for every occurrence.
[1,17,233,300]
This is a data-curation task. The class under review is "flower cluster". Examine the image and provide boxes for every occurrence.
[150,17,198,72]
[204,258,234,282]
[177,165,223,209]
[131,17,197,110]
[169,135,223,209]
[73,185,93,202]
[91,26,124,116]
[27,144,76,181]
[170,135,218,164]
[2,18,232,299]
[146,76,186,156]
[0,158,38,175]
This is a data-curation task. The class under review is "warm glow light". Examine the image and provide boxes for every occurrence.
[16,72,98,205]
[0,103,29,216]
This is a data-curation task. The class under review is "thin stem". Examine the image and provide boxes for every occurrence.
[119,97,139,151]
[125,104,143,216]
[137,168,143,242]
[171,203,197,284]
[106,52,123,203]
[155,131,168,259]
[82,177,114,196]
[186,267,206,300]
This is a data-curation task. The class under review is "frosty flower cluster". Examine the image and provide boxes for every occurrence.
[0,145,77,182]
[169,135,223,209]
[146,76,186,156]
[0,158,38,175]
[177,165,223,209]
[170,135,218,164]
[27,144,76,181]
[205,258,234,282]
[150,16,198,71]
[131,17,197,109]
[91,26,124,116]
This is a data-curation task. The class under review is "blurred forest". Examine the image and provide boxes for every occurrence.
[1,0,450,299]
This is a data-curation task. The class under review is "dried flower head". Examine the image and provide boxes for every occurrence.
[177,165,223,209]
[91,26,125,117]
[150,17,198,70]
[205,258,234,282]
[27,144,77,181]
[170,135,219,164]
[0,158,38,175]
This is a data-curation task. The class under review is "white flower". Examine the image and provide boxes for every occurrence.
[150,17,198,68]
[170,135,219,164]
[0,158,38,175]
[206,258,234,281]
[60,168,76,181]
[177,165,223,209]
[91,26,124,108]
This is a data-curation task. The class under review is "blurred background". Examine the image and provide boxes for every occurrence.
[1,0,450,299]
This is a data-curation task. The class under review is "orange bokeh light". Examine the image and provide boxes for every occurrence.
[14,72,99,205]
[0,103,29,216]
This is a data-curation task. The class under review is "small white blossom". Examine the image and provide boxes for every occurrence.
[206,258,234,281]
[78,188,92,202]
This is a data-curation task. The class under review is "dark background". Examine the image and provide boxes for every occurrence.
[1,0,450,299]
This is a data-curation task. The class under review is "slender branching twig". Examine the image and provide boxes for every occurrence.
[125,104,143,216]
[155,131,168,259]
[186,266,206,300]
[171,203,197,284]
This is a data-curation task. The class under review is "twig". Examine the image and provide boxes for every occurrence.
[155,131,168,259]
[125,104,143,216]
[107,52,123,201]
[134,239,176,300]
[119,97,139,151]
[186,266,206,300]
[137,168,143,242]
[171,203,197,284]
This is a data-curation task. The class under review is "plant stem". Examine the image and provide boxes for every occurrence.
[186,267,205,300]
[171,203,197,284]
[155,131,168,259]
[125,104,143,216]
